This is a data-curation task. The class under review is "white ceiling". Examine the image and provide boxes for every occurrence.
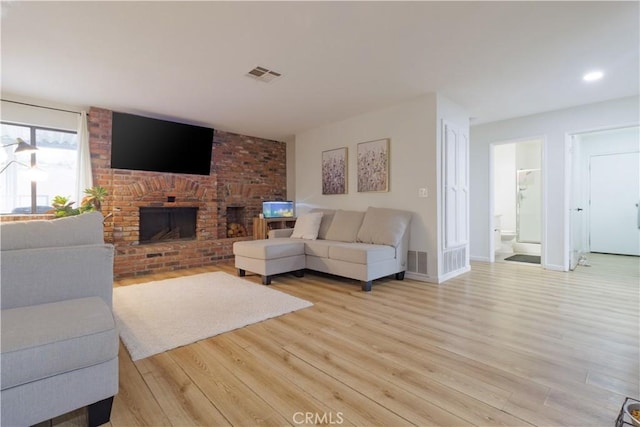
[1,1,638,142]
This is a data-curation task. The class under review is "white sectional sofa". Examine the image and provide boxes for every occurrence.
[233,207,412,291]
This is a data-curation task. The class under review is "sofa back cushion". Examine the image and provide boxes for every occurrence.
[309,208,335,240]
[356,207,412,247]
[0,212,105,251]
[290,212,323,240]
[324,210,365,242]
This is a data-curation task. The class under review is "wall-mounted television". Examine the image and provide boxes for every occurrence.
[262,201,294,218]
[111,112,214,175]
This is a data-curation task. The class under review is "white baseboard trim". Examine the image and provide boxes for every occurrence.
[437,265,471,283]
[405,272,436,283]
[543,263,566,272]
[470,255,491,262]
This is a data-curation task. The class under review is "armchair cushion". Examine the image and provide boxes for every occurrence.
[1,297,119,390]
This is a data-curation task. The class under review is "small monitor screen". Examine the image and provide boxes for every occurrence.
[262,201,294,218]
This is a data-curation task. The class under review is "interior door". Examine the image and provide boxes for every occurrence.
[569,137,584,270]
[589,152,640,256]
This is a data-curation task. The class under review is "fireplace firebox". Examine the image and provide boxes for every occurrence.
[139,207,198,244]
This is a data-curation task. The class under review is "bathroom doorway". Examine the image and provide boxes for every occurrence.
[491,138,543,264]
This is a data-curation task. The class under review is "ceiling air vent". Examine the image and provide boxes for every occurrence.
[246,66,282,83]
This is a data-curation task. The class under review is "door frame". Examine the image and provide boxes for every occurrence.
[489,135,547,266]
[563,122,639,271]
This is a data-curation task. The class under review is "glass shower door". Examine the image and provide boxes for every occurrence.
[516,169,541,243]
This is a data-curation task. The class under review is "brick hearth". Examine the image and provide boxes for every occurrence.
[88,107,286,278]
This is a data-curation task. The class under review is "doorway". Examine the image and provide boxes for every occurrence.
[491,138,544,264]
[568,126,640,269]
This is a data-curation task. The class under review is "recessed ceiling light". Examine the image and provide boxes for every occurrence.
[583,71,604,82]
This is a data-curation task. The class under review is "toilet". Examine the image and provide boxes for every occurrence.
[494,215,516,253]
[500,231,516,253]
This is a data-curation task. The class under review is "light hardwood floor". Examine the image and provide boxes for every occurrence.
[53,253,638,426]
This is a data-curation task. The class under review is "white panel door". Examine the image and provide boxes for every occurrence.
[444,125,458,248]
[589,152,640,256]
[458,131,469,245]
[443,122,469,249]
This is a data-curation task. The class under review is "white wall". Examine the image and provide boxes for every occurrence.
[294,93,469,281]
[516,140,542,170]
[470,96,639,270]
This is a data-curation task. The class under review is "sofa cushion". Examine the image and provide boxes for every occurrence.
[324,210,365,243]
[357,207,412,247]
[233,239,305,260]
[310,209,335,240]
[303,239,334,258]
[290,212,323,240]
[1,297,118,390]
[328,243,396,265]
[0,212,104,251]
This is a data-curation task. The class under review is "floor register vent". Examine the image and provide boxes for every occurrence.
[407,250,428,275]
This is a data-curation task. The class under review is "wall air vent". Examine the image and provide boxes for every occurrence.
[246,66,282,83]
[407,250,428,275]
[443,247,467,274]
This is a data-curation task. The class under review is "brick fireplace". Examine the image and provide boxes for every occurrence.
[88,107,286,278]
[139,207,198,243]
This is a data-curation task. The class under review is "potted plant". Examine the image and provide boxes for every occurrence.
[51,186,108,217]
[51,195,80,217]
[81,185,108,212]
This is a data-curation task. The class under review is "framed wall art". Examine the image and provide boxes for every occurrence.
[357,138,389,192]
[321,147,348,195]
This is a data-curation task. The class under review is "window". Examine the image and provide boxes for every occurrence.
[1,122,78,214]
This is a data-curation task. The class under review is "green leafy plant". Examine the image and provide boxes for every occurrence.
[51,195,80,217]
[81,185,108,212]
[51,186,108,217]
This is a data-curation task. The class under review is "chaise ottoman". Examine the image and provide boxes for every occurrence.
[233,238,306,285]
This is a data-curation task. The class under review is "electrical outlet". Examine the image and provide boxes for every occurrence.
[418,187,428,198]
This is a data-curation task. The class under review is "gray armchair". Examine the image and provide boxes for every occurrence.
[1,212,118,426]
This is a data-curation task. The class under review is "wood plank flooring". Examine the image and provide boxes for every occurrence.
[51,253,639,426]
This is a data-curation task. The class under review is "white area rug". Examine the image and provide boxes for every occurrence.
[113,271,312,361]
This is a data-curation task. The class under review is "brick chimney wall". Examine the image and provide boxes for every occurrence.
[88,107,286,278]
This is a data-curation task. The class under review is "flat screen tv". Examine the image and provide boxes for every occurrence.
[111,112,214,175]
[262,201,294,218]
